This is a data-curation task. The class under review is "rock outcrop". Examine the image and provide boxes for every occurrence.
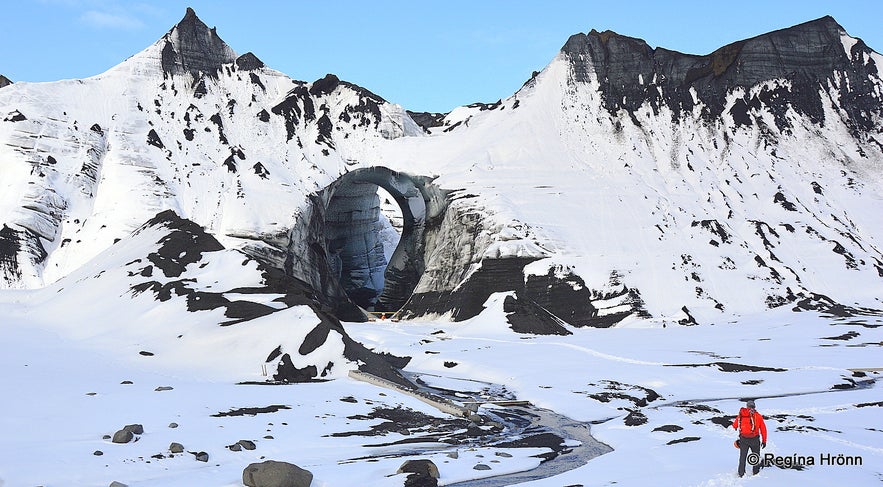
[159,7,237,78]
[242,460,313,487]
[562,16,881,135]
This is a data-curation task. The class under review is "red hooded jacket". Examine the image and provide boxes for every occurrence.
[733,407,767,442]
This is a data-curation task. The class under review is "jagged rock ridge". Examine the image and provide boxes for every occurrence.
[562,16,881,137]
[159,7,238,78]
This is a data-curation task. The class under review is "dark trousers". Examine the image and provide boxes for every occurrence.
[737,435,761,476]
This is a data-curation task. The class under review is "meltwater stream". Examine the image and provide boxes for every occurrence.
[408,372,613,486]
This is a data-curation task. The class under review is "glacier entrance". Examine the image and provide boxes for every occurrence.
[321,167,440,312]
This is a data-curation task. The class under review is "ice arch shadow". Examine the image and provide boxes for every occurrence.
[319,167,445,313]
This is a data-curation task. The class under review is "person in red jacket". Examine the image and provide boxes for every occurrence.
[732,399,768,477]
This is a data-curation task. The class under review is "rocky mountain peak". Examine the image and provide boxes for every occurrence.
[159,7,237,78]
[0,74,11,88]
[560,16,881,135]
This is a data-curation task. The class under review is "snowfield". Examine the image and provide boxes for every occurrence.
[0,285,880,486]
[1,9,883,487]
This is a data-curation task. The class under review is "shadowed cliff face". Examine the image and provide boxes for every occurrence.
[160,7,238,78]
[562,16,881,135]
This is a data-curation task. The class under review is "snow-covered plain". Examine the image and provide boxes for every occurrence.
[1,10,883,487]
[1,267,881,486]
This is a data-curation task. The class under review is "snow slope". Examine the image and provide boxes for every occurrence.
[1,9,882,487]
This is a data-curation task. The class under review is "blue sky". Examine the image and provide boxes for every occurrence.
[3,1,882,113]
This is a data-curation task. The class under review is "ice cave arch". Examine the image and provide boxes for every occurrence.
[321,167,443,313]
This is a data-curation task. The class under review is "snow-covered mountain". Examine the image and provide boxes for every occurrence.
[1,9,882,333]
[2,9,883,487]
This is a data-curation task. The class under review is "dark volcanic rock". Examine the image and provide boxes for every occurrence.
[667,436,701,445]
[212,405,291,417]
[0,224,22,282]
[623,409,648,426]
[0,74,12,88]
[503,294,572,335]
[3,109,26,122]
[561,16,882,135]
[160,8,237,78]
[111,429,134,444]
[243,460,313,487]
[235,52,265,71]
[309,74,341,97]
[404,257,631,330]
[141,210,224,278]
[406,111,446,132]
[398,459,440,487]
[124,209,411,386]
[653,424,684,433]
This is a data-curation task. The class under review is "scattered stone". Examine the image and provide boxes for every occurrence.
[264,435,274,439]
[102,435,111,440]
[93,450,104,456]
[211,405,290,417]
[624,409,648,426]
[228,443,242,452]
[194,451,209,462]
[243,460,313,487]
[86,392,97,396]
[666,436,701,445]
[112,429,134,444]
[139,350,154,356]
[398,459,439,476]
[473,463,491,470]
[239,439,257,450]
[495,451,513,458]
[340,396,358,403]
[168,422,179,428]
[155,386,174,391]
[446,451,459,459]
[398,459,440,486]
[109,482,128,487]
[120,380,133,385]
[652,424,684,433]
[169,442,184,453]
[124,424,144,435]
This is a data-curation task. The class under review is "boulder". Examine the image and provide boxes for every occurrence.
[238,439,257,450]
[397,459,439,478]
[242,460,313,487]
[169,442,184,453]
[123,424,144,435]
[111,429,133,444]
[398,459,440,487]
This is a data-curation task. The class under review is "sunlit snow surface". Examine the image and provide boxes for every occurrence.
[1,282,880,486]
[2,13,883,487]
